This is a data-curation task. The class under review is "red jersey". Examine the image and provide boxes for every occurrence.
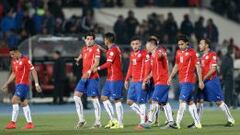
[99,45,123,81]
[125,50,148,82]
[201,51,217,80]
[151,48,169,85]
[12,55,34,85]
[81,44,100,79]
[175,48,199,83]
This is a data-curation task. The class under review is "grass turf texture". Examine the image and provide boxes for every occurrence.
[0,110,239,135]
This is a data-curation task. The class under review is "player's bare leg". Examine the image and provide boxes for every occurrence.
[73,91,86,128]
[216,101,235,127]
[101,96,117,128]
[90,96,102,129]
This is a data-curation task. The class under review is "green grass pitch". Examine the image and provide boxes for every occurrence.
[0,110,239,135]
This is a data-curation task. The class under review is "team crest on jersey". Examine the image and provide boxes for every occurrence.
[19,61,23,65]
[110,52,114,56]
[206,56,209,59]
[185,52,189,56]
[213,56,217,60]
[137,53,141,57]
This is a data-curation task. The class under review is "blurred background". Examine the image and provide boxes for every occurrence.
[0,0,240,109]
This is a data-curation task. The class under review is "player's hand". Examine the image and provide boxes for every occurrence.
[35,84,42,93]
[74,58,80,65]
[199,81,205,90]
[167,77,172,85]
[124,81,129,90]
[1,83,8,92]
[92,67,98,73]
[142,82,146,90]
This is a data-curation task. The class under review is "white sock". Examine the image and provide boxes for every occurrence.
[197,103,204,120]
[92,98,101,124]
[103,100,114,120]
[73,96,85,122]
[115,102,123,125]
[219,102,235,122]
[139,104,146,124]
[130,103,141,116]
[148,103,159,122]
[163,103,174,122]
[188,104,201,125]
[23,105,32,123]
[11,104,19,122]
[176,102,186,125]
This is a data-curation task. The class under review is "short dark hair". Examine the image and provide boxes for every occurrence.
[177,35,189,43]
[55,50,61,56]
[147,38,158,46]
[104,32,115,43]
[9,47,18,52]
[84,32,95,39]
[202,38,211,48]
[130,36,141,42]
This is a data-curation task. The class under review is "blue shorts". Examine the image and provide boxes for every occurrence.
[102,80,123,100]
[127,82,148,104]
[15,84,29,101]
[152,85,169,104]
[179,83,195,102]
[75,78,99,97]
[204,77,224,102]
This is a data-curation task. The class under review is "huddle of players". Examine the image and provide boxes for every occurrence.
[73,32,235,129]
[1,31,235,130]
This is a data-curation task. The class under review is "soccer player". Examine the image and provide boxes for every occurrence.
[1,47,42,129]
[74,32,102,128]
[93,32,124,129]
[143,38,175,128]
[188,39,235,127]
[168,35,204,129]
[124,36,148,128]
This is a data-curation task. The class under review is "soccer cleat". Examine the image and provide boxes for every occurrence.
[5,121,16,129]
[187,122,195,128]
[225,121,235,127]
[170,123,180,129]
[110,123,124,129]
[135,124,144,130]
[104,119,118,129]
[160,121,175,129]
[152,121,159,127]
[24,122,35,129]
[195,123,202,129]
[142,121,152,129]
[75,121,87,129]
[90,123,102,129]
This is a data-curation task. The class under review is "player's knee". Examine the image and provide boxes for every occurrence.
[73,96,81,102]
[101,96,108,102]
[216,101,223,106]
[127,100,133,106]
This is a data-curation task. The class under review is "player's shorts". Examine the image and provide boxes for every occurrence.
[204,77,224,102]
[15,84,29,101]
[127,81,148,104]
[102,80,123,100]
[152,85,169,104]
[75,78,99,97]
[179,83,195,102]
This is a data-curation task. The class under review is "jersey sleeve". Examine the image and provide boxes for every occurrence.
[192,50,199,65]
[106,49,116,63]
[25,57,34,70]
[210,52,217,67]
[125,55,132,81]
[95,46,100,58]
